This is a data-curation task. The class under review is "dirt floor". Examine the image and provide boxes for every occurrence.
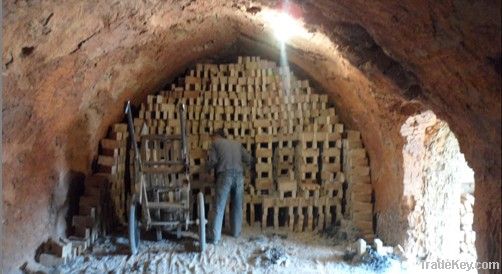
[46,225,408,274]
[32,225,481,274]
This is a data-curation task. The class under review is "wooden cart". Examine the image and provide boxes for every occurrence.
[125,101,206,254]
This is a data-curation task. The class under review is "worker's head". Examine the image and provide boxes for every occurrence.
[211,128,226,140]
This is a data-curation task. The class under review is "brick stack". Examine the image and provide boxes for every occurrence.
[342,130,374,240]
[274,136,296,199]
[71,175,110,248]
[295,132,320,194]
[97,123,128,225]
[254,134,274,195]
[189,149,213,197]
[94,56,374,240]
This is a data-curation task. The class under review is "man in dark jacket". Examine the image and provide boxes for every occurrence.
[203,129,253,244]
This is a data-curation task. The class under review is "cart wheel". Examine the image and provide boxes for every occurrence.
[156,228,162,241]
[197,192,206,252]
[129,198,140,255]
[176,225,182,239]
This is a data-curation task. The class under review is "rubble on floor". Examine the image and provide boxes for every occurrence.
[343,237,403,273]
[252,246,288,267]
[29,227,410,274]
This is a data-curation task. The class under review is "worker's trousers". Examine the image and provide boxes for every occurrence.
[211,170,244,242]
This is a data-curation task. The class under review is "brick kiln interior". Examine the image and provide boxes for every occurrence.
[2,1,500,273]
[99,56,374,240]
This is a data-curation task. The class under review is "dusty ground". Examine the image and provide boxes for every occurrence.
[48,227,480,274]
[49,226,404,274]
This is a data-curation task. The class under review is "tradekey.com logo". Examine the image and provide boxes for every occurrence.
[421,259,500,272]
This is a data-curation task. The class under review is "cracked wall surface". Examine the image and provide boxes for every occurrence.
[400,112,476,261]
[2,0,500,272]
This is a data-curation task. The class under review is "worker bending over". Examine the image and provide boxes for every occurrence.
[203,129,253,244]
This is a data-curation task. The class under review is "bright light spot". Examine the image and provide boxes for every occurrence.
[260,9,309,93]
[272,13,296,41]
[262,10,307,42]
